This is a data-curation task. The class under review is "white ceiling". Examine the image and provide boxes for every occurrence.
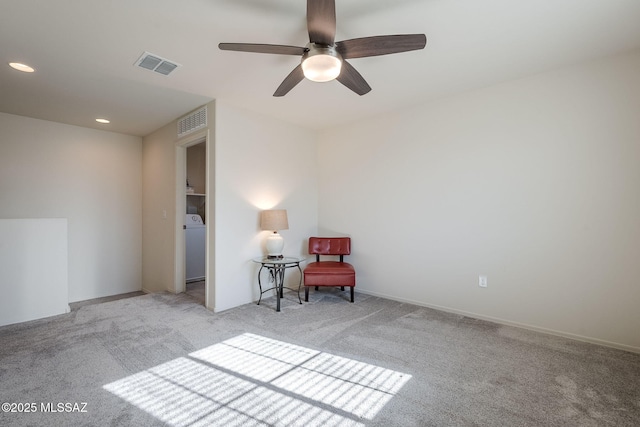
[1,0,639,137]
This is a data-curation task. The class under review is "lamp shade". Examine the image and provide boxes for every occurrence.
[260,209,289,231]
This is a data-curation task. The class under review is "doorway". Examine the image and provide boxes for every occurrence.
[175,130,211,309]
[185,141,206,305]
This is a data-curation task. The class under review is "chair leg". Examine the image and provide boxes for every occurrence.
[305,286,309,302]
[350,287,354,303]
[341,286,345,291]
[315,286,319,291]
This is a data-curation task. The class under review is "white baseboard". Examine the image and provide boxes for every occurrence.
[356,288,640,355]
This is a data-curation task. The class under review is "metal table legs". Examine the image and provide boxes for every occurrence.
[256,262,302,312]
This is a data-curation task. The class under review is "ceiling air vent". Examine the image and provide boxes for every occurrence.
[135,51,181,76]
[178,106,207,138]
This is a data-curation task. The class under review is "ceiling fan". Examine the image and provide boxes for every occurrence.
[219,0,426,97]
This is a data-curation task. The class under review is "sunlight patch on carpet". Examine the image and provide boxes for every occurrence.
[104,333,411,426]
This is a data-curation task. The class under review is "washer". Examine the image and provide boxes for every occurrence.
[185,214,206,282]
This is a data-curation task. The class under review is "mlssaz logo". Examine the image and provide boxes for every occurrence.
[40,402,88,413]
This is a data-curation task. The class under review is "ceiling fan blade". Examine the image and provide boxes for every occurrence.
[307,0,336,45]
[336,60,371,96]
[273,64,305,97]
[219,43,306,56]
[336,34,426,59]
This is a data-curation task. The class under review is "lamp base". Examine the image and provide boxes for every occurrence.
[265,231,285,258]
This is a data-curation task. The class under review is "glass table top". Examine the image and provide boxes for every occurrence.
[252,256,306,265]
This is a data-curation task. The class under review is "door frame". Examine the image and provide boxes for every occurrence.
[174,129,211,308]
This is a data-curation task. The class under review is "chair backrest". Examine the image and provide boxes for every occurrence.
[308,237,351,261]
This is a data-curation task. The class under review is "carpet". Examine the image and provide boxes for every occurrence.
[1,288,639,426]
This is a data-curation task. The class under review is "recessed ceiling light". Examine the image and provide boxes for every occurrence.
[95,118,110,124]
[9,62,35,73]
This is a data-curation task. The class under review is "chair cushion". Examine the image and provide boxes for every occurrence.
[305,261,354,274]
[304,262,355,287]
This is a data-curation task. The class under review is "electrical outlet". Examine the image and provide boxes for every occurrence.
[479,275,488,288]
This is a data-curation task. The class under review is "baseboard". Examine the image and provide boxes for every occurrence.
[356,288,640,355]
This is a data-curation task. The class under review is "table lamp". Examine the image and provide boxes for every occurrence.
[260,209,289,259]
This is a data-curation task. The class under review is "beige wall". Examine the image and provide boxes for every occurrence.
[141,118,178,294]
[0,112,142,302]
[317,50,640,352]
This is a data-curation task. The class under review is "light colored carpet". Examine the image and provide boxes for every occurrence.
[185,280,205,305]
[1,288,639,426]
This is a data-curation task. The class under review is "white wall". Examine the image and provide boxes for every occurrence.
[0,112,142,302]
[214,101,318,312]
[317,50,640,352]
[0,219,69,326]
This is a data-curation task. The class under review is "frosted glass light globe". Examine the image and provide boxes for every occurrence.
[302,54,342,82]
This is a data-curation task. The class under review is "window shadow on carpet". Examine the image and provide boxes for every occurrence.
[103,333,411,426]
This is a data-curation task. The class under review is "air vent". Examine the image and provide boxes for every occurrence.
[135,51,181,76]
[178,106,207,138]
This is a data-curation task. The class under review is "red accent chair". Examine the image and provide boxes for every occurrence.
[303,237,356,303]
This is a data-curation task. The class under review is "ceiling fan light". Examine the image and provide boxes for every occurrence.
[301,46,342,82]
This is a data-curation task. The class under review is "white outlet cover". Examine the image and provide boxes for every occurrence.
[479,276,488,287]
